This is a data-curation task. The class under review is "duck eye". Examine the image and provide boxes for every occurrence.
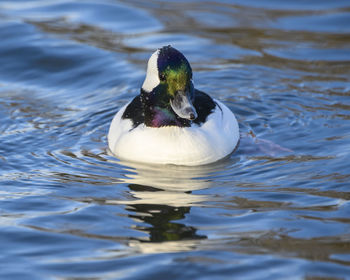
[159,73,166,82]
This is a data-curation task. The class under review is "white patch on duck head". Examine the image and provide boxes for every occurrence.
[142,49,160,92]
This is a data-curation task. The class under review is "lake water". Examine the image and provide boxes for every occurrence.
[1,0,350,279]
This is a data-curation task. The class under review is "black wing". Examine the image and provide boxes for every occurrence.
[122,95,144,128]
[193,89,217,125]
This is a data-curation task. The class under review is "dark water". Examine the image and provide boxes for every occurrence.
[1,0,350,279]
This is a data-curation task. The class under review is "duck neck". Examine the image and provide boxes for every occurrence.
[140,88,190,128]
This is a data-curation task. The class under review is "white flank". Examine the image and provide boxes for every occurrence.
[108,100,239,166]
[141,49,160,92]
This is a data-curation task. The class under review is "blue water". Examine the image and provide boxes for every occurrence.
[1,1,350,279]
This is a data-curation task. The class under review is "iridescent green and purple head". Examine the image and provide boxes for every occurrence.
[141,46,198,125]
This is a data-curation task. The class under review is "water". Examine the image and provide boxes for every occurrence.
[1,0,350,279]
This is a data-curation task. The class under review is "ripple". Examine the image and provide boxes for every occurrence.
[1,0,350,279]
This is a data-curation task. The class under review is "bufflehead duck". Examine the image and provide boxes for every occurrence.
[108,46,239,166]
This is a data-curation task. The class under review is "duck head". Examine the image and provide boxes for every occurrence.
[141,46,198,126]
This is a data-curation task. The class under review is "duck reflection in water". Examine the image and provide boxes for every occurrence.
[127,183,206,244]
[109,159,232,253]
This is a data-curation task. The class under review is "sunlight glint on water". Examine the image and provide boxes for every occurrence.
[0,0,350,279]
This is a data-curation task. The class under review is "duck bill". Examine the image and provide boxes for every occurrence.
[170,90,198,120]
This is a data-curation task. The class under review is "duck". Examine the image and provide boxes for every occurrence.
[108,45,239,166]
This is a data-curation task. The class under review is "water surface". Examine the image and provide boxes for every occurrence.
[1,0,350,279]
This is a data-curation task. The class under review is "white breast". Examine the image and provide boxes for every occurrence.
[108,100,239,166]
